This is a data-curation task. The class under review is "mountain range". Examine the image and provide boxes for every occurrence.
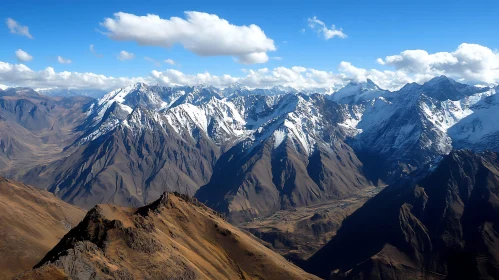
[1,76,498,223]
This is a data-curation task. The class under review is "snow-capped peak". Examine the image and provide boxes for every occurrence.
[420,75,490,101]
[0,84,10,91]
[330,79,386,104]
[98,82,148,106]
[423,75,456,87]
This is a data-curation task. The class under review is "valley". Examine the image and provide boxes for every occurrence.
[242,186,384,259]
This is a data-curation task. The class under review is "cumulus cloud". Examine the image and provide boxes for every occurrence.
[339,61,414,90]
[15,49,33,62]
[151,65,348,90]
[307,16,347,40]
[57,56,72,64]
[117,50,135,61]
[377,43,499,84]
[164,58,175,65]
[6,18,33,39]
[1,43,498,92]
[0,61,149,90]
[100,11,276,64]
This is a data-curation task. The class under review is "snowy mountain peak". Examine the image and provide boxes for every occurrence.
[225,82,245,90]
[424,75,456,86]
[270,85,298,94]
[330,79,385,103]
[99,83,146,106]
[364,79,380,90]
[421,75,490,101]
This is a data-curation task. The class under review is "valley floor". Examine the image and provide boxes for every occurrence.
[242,186,384,259]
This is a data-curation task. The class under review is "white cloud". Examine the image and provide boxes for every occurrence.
[6,18,33,39]
[117,50,135,61]
[271,56,283,61]
[57,56,72,64]
[151,65,348,90]
[90,44,103,57]
[0,61,149,90]
[377,43,499,84]
[339,61,413,90]
[164,58,176,65]
[307,16,346,40]
[100,11,276,64]
[15,49,33,62]
[1,43,497,92]
[144,57,161,66]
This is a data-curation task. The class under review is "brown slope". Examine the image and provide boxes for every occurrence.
[21,107,218,210]
[304,150,499,279]
[196,135,370,224]
[0,176,85,280]
[18,192,319,280]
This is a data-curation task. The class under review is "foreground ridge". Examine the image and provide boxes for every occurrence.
[18,192,318,280]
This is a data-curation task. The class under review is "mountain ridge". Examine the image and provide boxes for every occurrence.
[304,149,499,279]
[18,191,319,280]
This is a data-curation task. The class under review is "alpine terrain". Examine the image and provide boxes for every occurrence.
[2,76,499,223]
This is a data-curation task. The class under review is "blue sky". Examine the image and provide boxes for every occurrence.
[1,0,498,90]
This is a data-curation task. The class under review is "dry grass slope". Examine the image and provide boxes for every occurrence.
[19,192,318,280]
[0,177,85,280]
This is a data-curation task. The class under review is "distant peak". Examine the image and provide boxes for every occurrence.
[340,79,382,92]
[227,82,244,88]
[365,79,378,88]
[424,75,456,86]
[134,82,149,89]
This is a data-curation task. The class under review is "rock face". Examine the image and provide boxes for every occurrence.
[0,176,85,280]
[304,150,499,279]
[196,94,371,223]
[22,106,218,209]
[18,193,318,280]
